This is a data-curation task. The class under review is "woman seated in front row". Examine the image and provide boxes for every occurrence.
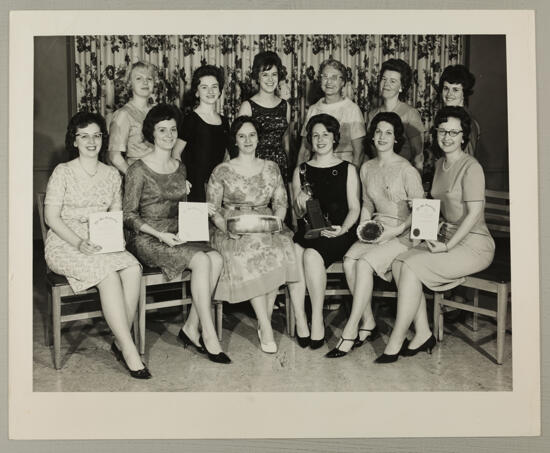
[44,112,149,379]
[376,106,495,363]
[123,104,231,364]
[207,116,298,354]
[291,114,361,350]
[326,112,425,358]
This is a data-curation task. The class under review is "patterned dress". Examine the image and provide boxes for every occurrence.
[207,160,298,303]
[345,156,424,281]
[249,99,289,181]
[123,160,213,281]
[44,162,140,293]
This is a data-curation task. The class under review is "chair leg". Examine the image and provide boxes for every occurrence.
[289,291,296,338]
[472,289,479,331]
[433,292,442,341]
[496,283,510,365]
[139,283,147,355]
[45,289,53,347]
[52,287,62,370]
[216,301,223,341]
[284,287,291,336]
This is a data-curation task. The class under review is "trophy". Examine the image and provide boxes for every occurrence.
[301,180,332,239]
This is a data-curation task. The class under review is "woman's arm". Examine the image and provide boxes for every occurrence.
[108,151,129,175]
[237,100,252,117]
[270,164,288,221]
[283,102,291,159]
[351,137,365,168]
[172,139,187,161]
[406,108,425,172]
[291,165,310,219]
[358,163,374,223]
[108,110,131,175]
[206,166,227,233]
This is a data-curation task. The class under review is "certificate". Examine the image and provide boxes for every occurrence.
[178,202,209,242]
[410,199,440,241]
[88,211,125,254]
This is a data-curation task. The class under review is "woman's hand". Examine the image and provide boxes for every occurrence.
[295,190,311,215]
[321,225,346,238]
[185,180,192,195]
[373,224,402,244]
[158,232,186,247]
[426,240,448,253]
[78,239,102,255]
[207,203,217,217]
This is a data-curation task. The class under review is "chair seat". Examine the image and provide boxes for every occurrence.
[469,261,511,284]
[46,271,98,293]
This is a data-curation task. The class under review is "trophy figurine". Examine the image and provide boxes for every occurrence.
[301,180,332,239]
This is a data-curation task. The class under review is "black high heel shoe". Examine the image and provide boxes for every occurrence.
[296,335,310,348]
[178,328,206,354]
[199,337,231,364]
[309,337,325,350]
[325,336,357,358]
[374,339,410,364]
[401,335,436,357]
[353,326,380,349]
[111,342,152,379]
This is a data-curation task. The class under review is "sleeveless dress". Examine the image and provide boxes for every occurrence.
[293,161,357,267]
[207,160,298,303]
[123,160,213,281]
[249,99,289,181]
[44,162,140,293]
[181,111,230,202]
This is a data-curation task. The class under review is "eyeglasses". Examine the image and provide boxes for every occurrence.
[76,133,103,142]
[321,74,342,83]
[436,129,463,138]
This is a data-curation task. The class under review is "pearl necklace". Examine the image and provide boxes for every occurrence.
[78,159,98,177]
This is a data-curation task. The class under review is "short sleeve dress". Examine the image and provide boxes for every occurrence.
[293,161,358,267]
[123,160,213,281]
[180,111,230,202]
[300,97,366,164]
[345,156,425,281]
[108,103,153,165]
[44,162,141,293]
[249,99,289,181]
[207,160,298,303]
[395,153,495,291]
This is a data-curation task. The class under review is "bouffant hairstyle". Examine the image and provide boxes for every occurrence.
[65,111,108,158]
[305,113,341,150]
[379,58,413,101]
[190,65,225,99]
[367,111,405,154]
[125,61,158,92]
[142,104,180,145]
[229,115,261,157]
[319,58,348,83]
[438,64,476,99]
[431,106,472,157]
[251,51,285,83]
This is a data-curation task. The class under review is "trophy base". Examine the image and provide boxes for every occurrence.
[304,227,332,240]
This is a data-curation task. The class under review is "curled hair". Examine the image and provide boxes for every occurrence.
[229,116,261,158]
[125,61,157,93]
[305,113,341,150]
[367,111,405,154]
[190,65,225,102]
[319,58,348,83]
[65,111,108,159]
[379,58,412,101]
[142,103,181,145]
[438,64,476,99]
[431,106,472,157]
[251,51,285,83]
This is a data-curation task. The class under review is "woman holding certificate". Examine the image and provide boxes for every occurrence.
[375,106,495,364]
[123,104,231,364]
[291,114,361,350]
[207,116,298,354]
[44,112,150,379]
[325,112,424,358]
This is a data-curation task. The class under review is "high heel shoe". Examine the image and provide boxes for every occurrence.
[374,338,413,364]
[257,328,277,354]
[296,334,310,348]
[178,328,206,354]
[353,326,380,348]
[401,335,436,357]
[325,336,357,358]
[111,342,152,379]
[199,336,231,364]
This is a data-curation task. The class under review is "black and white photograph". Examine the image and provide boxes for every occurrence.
[9,8,540,440]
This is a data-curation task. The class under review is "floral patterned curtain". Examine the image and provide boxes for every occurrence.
[75,34,464,168]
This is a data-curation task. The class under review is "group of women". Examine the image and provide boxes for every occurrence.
[43,52,494,379]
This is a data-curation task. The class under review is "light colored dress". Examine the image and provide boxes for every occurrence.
[345,156,424,281]
[396,153,495,291]
[123,160,213,281]
[207,160,298,303]
[108,102,153,165]
[44,162,140,293]
[301,97,366,163]
[368,101,424,165]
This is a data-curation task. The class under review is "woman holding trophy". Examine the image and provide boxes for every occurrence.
[325,112,424,358]
[291,113,360,349]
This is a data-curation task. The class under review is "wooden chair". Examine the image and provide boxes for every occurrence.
[35,192,139,370]
[433,189,511,364]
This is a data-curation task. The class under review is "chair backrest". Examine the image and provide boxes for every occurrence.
[35,192,48,244]
[484,189,510,237]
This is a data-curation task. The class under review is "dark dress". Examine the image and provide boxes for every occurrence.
[181,111,230,202]
[294,161,357,267]
[123,160,213,281]
[249,99,289,181]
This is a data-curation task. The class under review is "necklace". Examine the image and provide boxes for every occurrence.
[78,159,98,177]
